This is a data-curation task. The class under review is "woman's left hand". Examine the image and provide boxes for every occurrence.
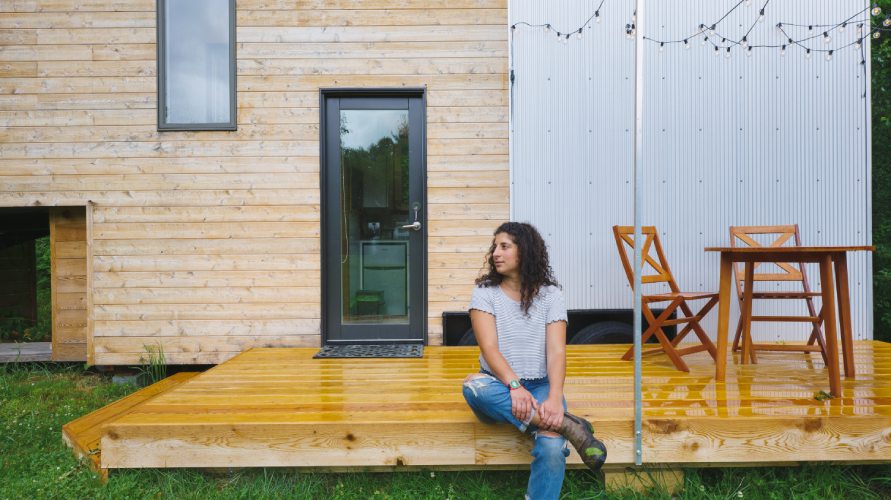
[537,396,564,431]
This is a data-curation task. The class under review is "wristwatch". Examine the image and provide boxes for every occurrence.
[508,379,522,391]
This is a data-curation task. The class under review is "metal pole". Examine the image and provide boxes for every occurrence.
[632,0,644,467]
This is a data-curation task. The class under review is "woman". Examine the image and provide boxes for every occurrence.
[462,222,606,500]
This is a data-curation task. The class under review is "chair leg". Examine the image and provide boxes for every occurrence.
[654,327,690,372]
[622,301,690,371]
[805,297,829,365]
[732,315,744,352]
[678,299,718,359]
[807,307,829,365]
[621,303,677,361]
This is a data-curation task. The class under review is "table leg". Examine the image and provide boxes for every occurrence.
[741,262,756,365]
[834,253,855,378]
[716,253,733,382]
[819,255,841,397]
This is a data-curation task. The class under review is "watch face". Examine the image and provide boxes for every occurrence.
[510,380,521,389]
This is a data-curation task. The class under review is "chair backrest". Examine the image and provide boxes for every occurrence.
[612,226,680,293]
[728,225,812,299]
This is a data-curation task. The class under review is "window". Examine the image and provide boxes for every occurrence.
[158,0,236,130]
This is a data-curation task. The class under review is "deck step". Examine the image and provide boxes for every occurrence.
[62,372,200,480]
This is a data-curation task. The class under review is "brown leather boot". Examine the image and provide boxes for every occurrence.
[559,412,607,471]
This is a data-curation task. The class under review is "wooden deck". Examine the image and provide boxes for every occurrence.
[71,342,891,472]
[0,342,51,363]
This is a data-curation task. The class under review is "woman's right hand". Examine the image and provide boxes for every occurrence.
[510,386,537,423]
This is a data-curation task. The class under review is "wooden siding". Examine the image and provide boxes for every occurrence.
[50,206,87,360]
[0,0,509,364]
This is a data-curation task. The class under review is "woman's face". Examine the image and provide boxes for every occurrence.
[492,232,520,277]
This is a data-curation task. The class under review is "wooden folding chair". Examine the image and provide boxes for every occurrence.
[729,225,827,364]
[612,226,718,372]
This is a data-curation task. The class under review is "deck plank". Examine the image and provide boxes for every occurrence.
[92,342,891,470]
[62,371,199,477]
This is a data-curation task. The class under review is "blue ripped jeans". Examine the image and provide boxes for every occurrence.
[462,372,569,500]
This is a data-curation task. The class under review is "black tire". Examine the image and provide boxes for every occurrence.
[457,328,478,346]
[569,321,634,345]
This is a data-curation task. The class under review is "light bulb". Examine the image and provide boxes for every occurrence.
[595,11,601,23]
[874,31,882,39]
[780,45,786,56]
[758,8,765,22]
[825,51,833,61]
[725,47,732,58]
[823,32,831,44]
[872,6,882,16]
[856,39,863,48]
[702,36,709,46]
[884,18,891,27]
[714,46,720,56]
[745,0,751,5]
[839,23,847,33]
[684,39,691,50]
[659,42,665,52]
[746,47,753,57]
[741,37,748,48]
[805,49,812,59]
[858,24,864,35]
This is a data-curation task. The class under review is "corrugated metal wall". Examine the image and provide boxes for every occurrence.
[509,0,874,341]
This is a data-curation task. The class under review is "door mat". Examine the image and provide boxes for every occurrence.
[313,344,424,359]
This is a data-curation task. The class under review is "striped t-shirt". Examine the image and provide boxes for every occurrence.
[468,284,568,380]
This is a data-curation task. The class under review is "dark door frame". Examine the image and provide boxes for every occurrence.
[319,88,428,345]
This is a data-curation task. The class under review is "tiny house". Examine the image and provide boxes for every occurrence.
[0,0,873,365]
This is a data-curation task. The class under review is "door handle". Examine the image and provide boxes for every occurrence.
[401,202,422,231]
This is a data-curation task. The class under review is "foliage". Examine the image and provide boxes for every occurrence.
[34,236,52,341]
[873,1,891,341]
[0,236,51,343]
[136,343,167,386]
[2,363,891,499]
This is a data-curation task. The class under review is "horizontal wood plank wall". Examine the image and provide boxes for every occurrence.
[50,206,87,361]
[0,0,509,364]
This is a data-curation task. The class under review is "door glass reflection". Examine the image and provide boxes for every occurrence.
[340,109,410,325]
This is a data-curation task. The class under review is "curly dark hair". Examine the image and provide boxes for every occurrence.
[475,222,559,314]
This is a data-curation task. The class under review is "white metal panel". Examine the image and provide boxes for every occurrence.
[509,0,874,340]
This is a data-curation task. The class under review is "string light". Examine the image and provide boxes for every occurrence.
[508,0,887,67]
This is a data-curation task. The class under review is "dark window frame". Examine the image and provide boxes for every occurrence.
[157,0,237,131]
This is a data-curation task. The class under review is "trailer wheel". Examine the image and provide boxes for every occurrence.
[458,328,477,346]
[569,321,633,344]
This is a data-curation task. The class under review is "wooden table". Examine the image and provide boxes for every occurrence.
[705,246,874,396]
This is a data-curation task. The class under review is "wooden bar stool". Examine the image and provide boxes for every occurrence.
[729,225,827,364]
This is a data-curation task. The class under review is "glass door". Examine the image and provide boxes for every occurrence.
[323,93,425,343]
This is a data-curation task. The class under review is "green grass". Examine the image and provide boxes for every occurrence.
[2,363,891,499]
